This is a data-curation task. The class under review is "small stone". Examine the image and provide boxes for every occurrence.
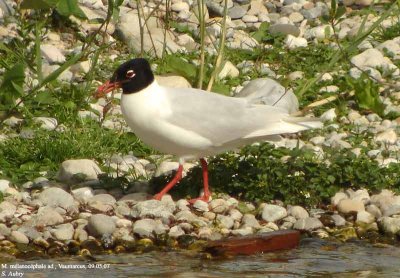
[261,204,287,222]
[242,15,259,23]
[337,199,365,214]
[351,189,370,204]
[241,214,261,229]
[231,227,253,236]
[193,200,209,212]
[288,12,304,23]
[331,214,346,227]
[209,199,229,214]
[366,204,382,219]
[356,211,375,224]
[171,2,189,12]
[287,206,309,219]
[72,187,94,204]
[269,23,300,37]
[131,199,175,219]
[218,61,239,80]
[229,6,247,19]
[40,44,65,64]
[203,211,216,221]
[168,225,185,238]
[216,215,234,229]
[74,229,88,242]
[38,187,75,210]
[116,219,132,228]
[33,117,58,131]
[87,214,116,237]
[29,206,64,226]
[56,159,102,183]
[0,180,11,193]
[293,217,324,231]
[52,223,74,241]
[285,34,307,49]
[0,201,16,222]
[320,108,337,122]
[375,129,397,145]
[88,194,116,213]
[9,231,29,244]
[133,218,167,238]
[379,216,400,235]
[382,205,400,217]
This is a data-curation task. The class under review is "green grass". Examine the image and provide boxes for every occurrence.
[0,122,153,184]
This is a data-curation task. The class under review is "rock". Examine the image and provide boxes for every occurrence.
[87,214,116,237]
[171,2,189,12]
[351,189,370,204]
[0,201,16,222]
[88,194,116,213]
[288,12,304,23]
[133,218,168,238]
[38,187,75,210]
[331,214,346,227]
[301,7,323,19]
[74,229,88,242]
[0,180,10,193]
[29,206,64,226]
[320,108,337,122]
[356,211,375,224]
[0,224,10,237]
[40,44,65,64]
[216,214,234,229]
[287,206,309,219]
[379,217,400,235]
[247,0,269,16]
[9,231,29,244]
[375,129,397,145]
[337,199,365,214]
[241,214,261,229]
[118,193,150,205]
[231,227,253,236]
[193,200,209,212]
[33,117,58,131]
[72,187,94,204]
[52,223,74,241]
[261,204,287,222]
[56,159,102,183]
[229,6,247,19]
[355,0,373,6]
[350,48,399,77]
[382,205,400,217]
[366,204,382,219]
[285,34,307,49]
[70,61,91,75]
[131,199,175,220]
[376,40,400,58]
[218,61,239,80]
[117,12,182,57]
[155,161,180,177]
[269,23,300,37]
[331,192,348,206]
[242,14,258,23]
[209,199,229,214]
[155,75,191,88]
[169,225,185,238]
[293,217,323,231]
[237,78,299,114]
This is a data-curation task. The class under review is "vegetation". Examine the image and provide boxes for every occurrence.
[0,0,400,205]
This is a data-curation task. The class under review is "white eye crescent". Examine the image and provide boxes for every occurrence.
[126,70,135,78]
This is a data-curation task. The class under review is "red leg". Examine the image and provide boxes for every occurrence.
[153,164,183,201]
[189,158,211,203]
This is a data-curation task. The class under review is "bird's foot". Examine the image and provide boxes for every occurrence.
[153,193,163,201]
[188,194,211,204]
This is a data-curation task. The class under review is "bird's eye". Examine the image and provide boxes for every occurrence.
[126,70,135,78]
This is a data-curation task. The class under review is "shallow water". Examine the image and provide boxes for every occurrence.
[2,239,400,277]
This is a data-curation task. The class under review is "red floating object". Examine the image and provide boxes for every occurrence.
[205,230,300,256]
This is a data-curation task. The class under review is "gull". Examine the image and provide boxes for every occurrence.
[95,58,321,202]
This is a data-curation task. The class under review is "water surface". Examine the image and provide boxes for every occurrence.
[2,239,400,277]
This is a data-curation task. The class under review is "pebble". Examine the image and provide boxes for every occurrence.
[261,204,288,222]
[337,199,365,214]
[133,218,168,238]
[287,206,309,219]
[38,187,75,210]
[40,44,65,64]
[285,34,307,49]
[9,231,29,244]
[52,223,74,241]
[131,199,175,220]
[229,6,247,19]
[0,180,11,193]
[241,214,261,229]
[269,23,300,37]
[193,200,209,212]
[293,217,324,231]
[87,214,116,237]
[356,211,375,224]
[29,206,64,226]
[56,159,103,183]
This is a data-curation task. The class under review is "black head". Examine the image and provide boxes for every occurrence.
[96,58,155,97]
